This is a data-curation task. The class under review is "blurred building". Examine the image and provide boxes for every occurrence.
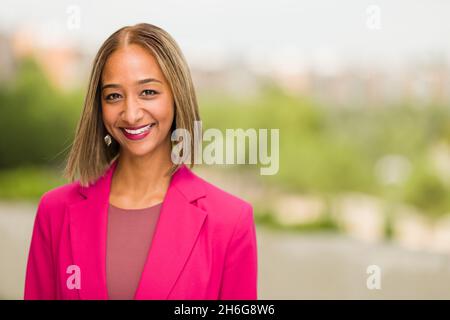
[1,28,89,91]
[1,27,450,107]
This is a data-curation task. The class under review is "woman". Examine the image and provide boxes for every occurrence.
[24,23,258,300]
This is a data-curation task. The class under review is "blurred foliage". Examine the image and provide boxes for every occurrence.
[1,57,450,218]
[199,80,450,217]
[0,165,65,201]
[254,208,339,233]
[0,57,83,169]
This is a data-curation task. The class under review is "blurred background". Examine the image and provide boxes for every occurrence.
[1,0,450,299]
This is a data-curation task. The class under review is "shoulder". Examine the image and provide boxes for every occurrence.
[35,181,81,220]
[40,181,80,206]
[188,171,257,254]
[188,169,254,230]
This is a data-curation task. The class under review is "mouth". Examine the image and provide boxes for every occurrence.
[119,123,156,140]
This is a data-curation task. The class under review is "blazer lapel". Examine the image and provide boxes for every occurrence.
[134,164,208,299]
[68,160,207,300]
[68,161,116,300]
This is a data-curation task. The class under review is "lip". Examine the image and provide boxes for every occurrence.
[120,123,155,141]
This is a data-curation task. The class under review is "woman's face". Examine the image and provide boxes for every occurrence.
[101,44,174,158]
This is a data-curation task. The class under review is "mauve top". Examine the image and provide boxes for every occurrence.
[106,202,162,300]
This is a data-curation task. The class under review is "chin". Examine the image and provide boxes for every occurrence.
[123,141,164,157]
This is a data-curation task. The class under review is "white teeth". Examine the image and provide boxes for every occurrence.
[123,124,154,135]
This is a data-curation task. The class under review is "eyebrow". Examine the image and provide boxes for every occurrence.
[101,78,163,91]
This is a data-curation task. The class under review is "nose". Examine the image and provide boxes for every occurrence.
[121,95,144,125]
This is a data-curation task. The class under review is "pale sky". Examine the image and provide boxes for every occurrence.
[1,0,449,69]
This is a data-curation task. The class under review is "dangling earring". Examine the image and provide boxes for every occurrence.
[104,134,112,147]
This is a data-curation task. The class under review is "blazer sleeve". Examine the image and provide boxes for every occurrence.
[219,203,258,300]
[24,194,56,299]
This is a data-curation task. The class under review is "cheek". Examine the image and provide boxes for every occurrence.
[153,96,174,126]
[101,105,118,128]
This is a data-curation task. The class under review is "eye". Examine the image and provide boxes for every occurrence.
[141,89,158,97]
[105,93,121,101]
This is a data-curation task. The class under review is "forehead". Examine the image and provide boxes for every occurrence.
[101,44,165,83]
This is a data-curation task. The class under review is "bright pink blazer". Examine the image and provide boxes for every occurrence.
[24,160,258,300]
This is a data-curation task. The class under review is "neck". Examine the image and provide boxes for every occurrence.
[111,138,173,205]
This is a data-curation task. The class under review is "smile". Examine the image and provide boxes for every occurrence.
[120,123,156,140]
